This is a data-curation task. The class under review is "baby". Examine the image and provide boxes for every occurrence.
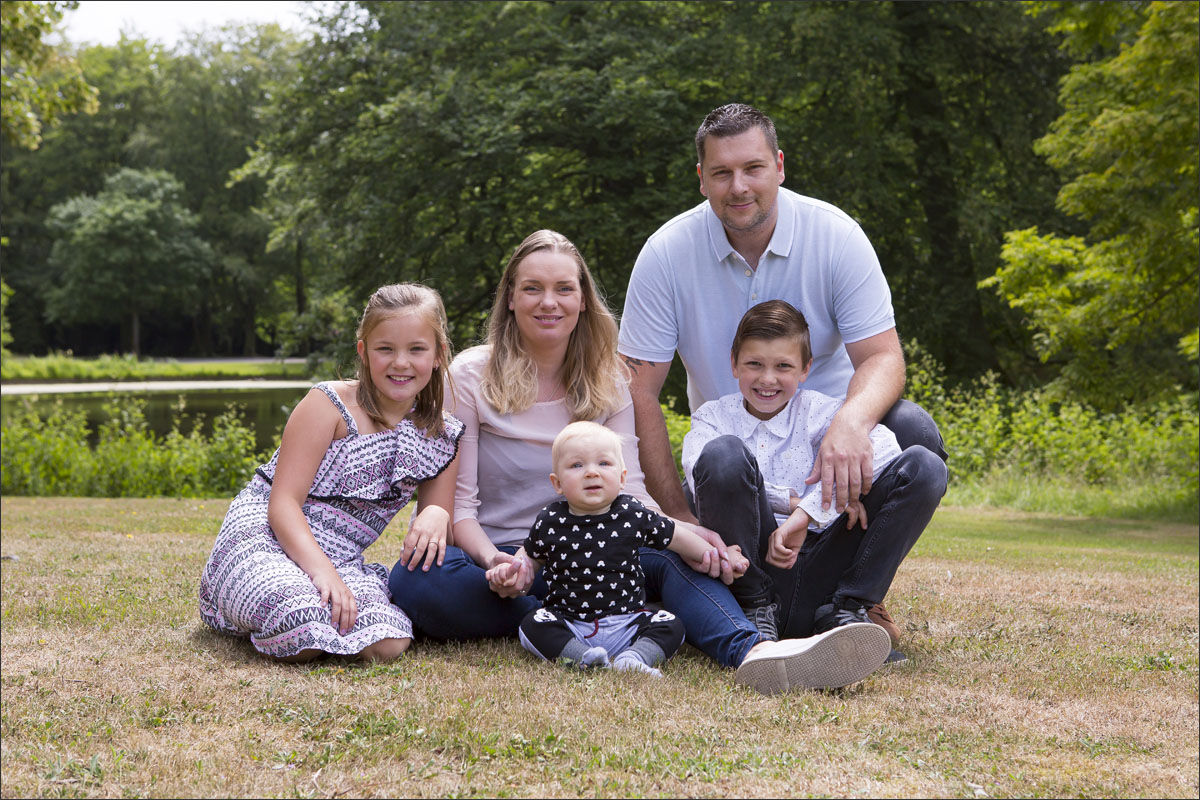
[488,421,740,676]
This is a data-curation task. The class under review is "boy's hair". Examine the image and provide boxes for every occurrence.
[481,229,627,422]
[551,421,626,471]
[695,103,779,165]
[731,300,812,367]
[355,283,455,436]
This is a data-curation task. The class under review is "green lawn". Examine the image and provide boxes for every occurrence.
[0,498,1196,798]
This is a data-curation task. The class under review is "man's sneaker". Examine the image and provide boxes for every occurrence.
[867,602,901,647]
[733,624,890,694]
[813,601,872,633]
[747,602,780,642]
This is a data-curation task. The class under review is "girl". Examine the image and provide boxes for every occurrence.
[200,284,463,663]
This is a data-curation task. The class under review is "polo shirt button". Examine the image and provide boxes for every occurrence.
[744,269,752,277]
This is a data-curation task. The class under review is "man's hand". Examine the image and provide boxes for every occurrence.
[805,416,874,513]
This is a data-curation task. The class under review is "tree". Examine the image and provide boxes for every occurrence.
[0,0,98,149]
[983,1,1199,404]
[245,0,1068,383]
[44,168,212,355]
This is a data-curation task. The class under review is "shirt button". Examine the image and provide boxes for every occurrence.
[744,269,752,277]
[752,293,758,300]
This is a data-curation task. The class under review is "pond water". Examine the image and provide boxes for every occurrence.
[1,386,309,454]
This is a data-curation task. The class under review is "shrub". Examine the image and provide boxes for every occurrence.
[1,397,267,498]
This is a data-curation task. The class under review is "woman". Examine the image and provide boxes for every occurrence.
[389,230,881,693]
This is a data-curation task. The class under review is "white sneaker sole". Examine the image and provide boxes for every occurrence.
[734,623,891,694]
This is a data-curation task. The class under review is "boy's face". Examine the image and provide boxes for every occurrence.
[549,433,627,515]
[731,336,811,421]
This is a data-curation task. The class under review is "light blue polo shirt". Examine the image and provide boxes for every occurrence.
[618,187,895,412]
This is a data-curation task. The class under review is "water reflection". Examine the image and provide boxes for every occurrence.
[1,387,308,454]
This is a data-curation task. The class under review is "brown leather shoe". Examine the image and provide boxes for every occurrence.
[867,602,901,646]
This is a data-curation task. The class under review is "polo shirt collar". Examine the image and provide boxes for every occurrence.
[704,187,796,265]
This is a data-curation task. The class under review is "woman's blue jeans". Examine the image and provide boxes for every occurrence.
[389,545,763,668]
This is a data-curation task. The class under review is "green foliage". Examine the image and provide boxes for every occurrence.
[659,341,1198,521]
[0,0,98,149]
[0,352,310,381]
[984,1,1200,405]
[0,278,13,355]
[1,397,266,497]
[244,0,1068,375]
[45,168,213,355]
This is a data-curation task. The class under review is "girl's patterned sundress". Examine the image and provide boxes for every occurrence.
[199,383,463,658]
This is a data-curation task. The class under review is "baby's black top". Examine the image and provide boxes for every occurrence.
[523,494,675,621]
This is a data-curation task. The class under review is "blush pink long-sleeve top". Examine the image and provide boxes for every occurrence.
[449,345,656,547]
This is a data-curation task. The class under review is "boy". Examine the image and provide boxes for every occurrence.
[489,421,746,676]
[683,301,946,673]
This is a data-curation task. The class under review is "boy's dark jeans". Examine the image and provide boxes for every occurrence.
[688,399,949,639]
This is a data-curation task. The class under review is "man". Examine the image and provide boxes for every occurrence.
[618,103,947,647]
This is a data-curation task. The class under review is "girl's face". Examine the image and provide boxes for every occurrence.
[356,310,440,420]
[508,250,585,353]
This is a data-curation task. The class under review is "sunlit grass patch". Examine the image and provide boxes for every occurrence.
[1,497,1196,797]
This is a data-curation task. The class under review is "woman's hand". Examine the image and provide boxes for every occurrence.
[486,550,535,598]
[675,521,740,585]
[400,505,451,572]
[311,566,357,635]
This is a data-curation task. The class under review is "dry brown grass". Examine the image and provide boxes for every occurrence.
[1,497,1196,798]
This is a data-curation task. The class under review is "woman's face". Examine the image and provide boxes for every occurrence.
[508,249,585,353]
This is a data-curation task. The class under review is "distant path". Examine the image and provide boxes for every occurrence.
[1,380,312,396]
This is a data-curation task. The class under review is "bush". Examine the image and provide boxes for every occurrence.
[1,397,268,497]
[657,342,1199,521]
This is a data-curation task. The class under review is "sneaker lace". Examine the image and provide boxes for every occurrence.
[750,603,779,641]
[834,605,871,627]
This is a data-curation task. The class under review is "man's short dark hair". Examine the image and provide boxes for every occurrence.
[731,300,812,368]
[695,103,779,165]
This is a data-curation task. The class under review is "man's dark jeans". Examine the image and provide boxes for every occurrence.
[689,398,949,638]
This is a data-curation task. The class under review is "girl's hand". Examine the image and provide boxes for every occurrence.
[312,567,357,635]
[401,505,451,572]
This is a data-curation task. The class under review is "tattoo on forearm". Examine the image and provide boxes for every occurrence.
[622,355,653,374]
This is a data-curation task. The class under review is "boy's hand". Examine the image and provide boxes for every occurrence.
[484,560,514,586]
[766,508,810,570]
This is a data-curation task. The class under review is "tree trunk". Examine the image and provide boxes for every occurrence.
[130,311,140,357]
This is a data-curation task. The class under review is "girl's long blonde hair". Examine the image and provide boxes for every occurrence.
[355,283,455,436]
[480,230,626,421]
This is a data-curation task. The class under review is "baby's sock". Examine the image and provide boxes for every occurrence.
[611,650,663,678]
[581,646,610,668]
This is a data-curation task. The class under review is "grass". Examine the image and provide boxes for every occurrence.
[1,497,1196,798]
[1,354,316,383]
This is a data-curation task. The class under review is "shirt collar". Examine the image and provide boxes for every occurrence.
[704,188,796,266]
[732,391,800,439]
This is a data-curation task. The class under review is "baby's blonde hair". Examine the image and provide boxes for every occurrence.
[551,421,626,472]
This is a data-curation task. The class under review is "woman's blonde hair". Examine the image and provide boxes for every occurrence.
[480,230,626,421]
[355,283,455,436]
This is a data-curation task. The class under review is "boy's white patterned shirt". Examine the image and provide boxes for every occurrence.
[682,389,902,530]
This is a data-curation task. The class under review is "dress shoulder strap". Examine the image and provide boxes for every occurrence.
[313,382,359,436]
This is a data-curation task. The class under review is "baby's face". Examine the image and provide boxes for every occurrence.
[550,434,626,515]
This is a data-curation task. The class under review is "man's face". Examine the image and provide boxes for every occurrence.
[697,128,785,238]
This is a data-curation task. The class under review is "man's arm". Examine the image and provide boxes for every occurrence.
[623,354,697,524]
[806,328,905,512]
